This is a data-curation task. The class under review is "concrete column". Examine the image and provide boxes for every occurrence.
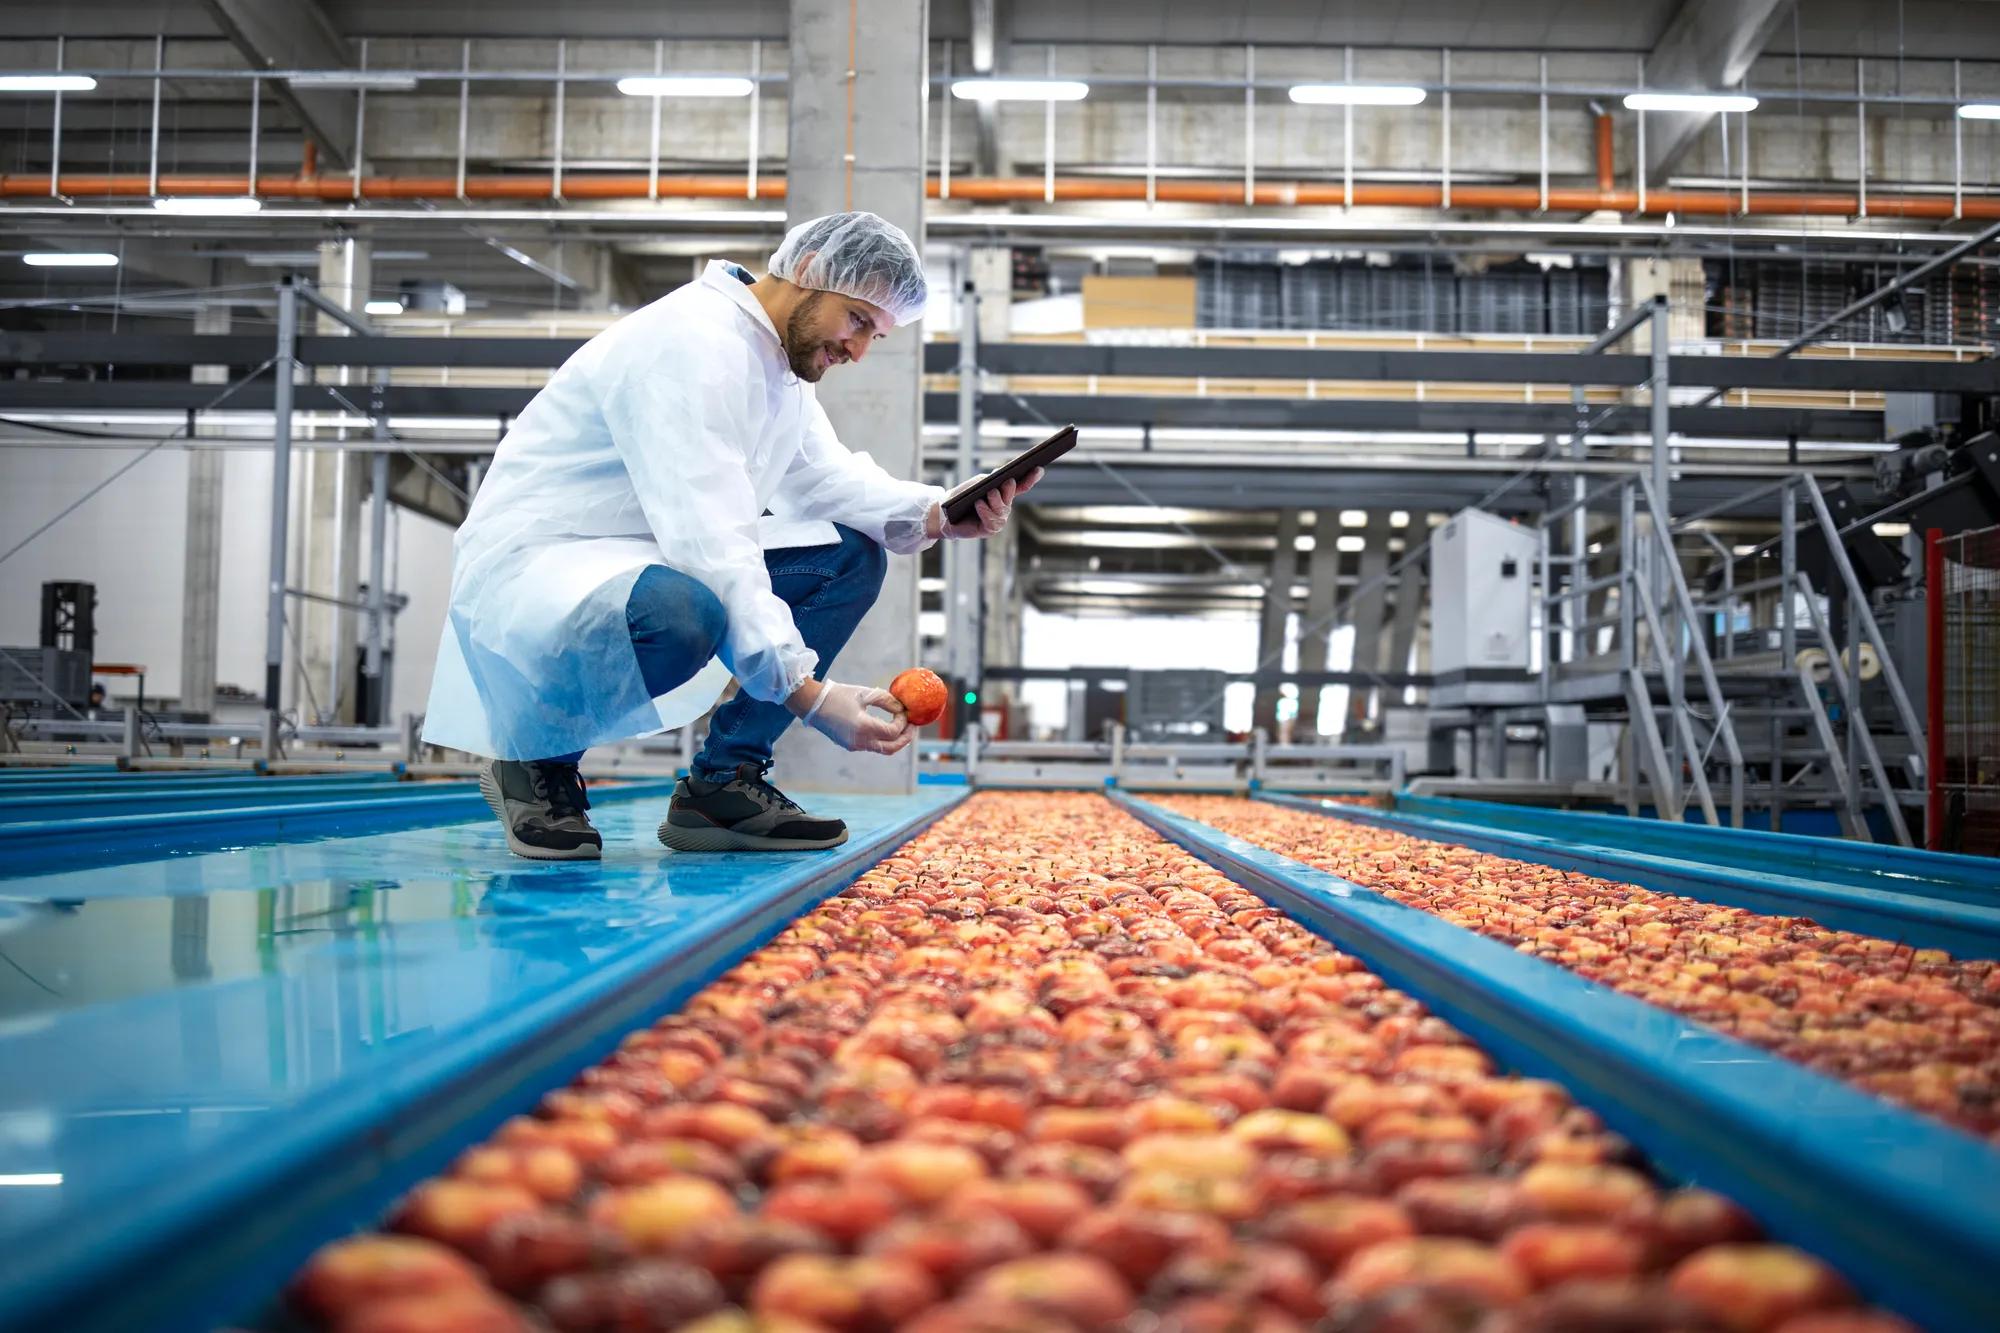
[770,0,929,793]
[1345,518,1392,733]
[179,303,228,717]
[298,238,371,724]
[1252,509,1300,736]
[1294,510,1341,735]
[1621,257,1705,346]
[980,517,1021,683]
[969,248,1012,348]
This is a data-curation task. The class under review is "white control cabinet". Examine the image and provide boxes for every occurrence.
[1429,507,1540,675]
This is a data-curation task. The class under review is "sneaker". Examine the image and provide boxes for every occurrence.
[479,759,603,861]
[658,762,849,852]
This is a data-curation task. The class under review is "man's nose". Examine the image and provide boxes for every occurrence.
[843,334,872,365]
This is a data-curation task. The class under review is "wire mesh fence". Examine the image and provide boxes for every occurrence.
[1936,523,2000,856]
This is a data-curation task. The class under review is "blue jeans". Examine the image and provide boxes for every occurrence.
[543,524,887,775]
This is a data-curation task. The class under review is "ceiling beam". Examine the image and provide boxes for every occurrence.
[201,0,359,168]
[1641,0,1790,179]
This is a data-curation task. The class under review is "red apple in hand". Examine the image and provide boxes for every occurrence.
[891,669,948,727]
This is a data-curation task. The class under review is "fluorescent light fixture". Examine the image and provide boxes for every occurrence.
[951,78,1090,102]
[616,76,754,98]
[1339,509,1369,527]
[0,1173,62,1186]
[1958,102,2000,120]
[23,252,118,267]
[289,71,419,92]
[364,299,405,316]
[154,196,263,215]
[1336,535,1367,553]
[0,75,96,93]
[1623,92,1759,114]
[1288,83,1427,107]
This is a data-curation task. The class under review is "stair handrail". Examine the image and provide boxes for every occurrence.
[1795,476,1929,776]
[1638,471,1747,826]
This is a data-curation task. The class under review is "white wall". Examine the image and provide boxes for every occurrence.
[1,443,454,724]
[2,444,198,702]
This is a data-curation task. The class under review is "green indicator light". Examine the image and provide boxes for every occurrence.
[963,691,978,705]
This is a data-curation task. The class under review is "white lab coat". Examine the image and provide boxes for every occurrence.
[422,261,943,761]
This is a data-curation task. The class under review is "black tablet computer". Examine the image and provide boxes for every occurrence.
[942,424,1076,527]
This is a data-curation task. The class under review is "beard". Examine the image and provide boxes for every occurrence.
[784,290,842,382]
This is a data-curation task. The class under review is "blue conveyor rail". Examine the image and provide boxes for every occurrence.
[1399,793,2000,902]
[0,769,403,796]
[1112,792,2000,1333]
[0,778,684,874]
[0,790,965,1333]
[0,776,462,823]
[1260,793,2000,963]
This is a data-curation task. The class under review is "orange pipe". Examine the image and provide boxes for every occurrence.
[301,138,317,178]
[1595,114,1614,193]
[9,170,2000,220]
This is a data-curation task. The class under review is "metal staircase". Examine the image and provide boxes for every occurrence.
[1534,472,1926,843]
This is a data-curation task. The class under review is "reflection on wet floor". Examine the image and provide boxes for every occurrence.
[0,793,953,1287]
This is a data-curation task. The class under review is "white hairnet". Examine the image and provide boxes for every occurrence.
[768,211,929,327]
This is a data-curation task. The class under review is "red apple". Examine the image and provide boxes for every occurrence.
[474,1209,626,1296]
[536,1259,728,1331]
[759,1178,903,1247]
[891,668,948,727]
[1394,1177,1531,1242]
[1515,1163,1656,1224]
[1667,1245,1855,1332]
[1150,1241,1324,1319]
[289,1235,488,1322]
[863,1208,1035,1288]
[670,1215,839,1300]
[750,1253,941,1330]
[1330,1237,1531,1309]
[1059,1205,1233,1287]
[595,1137,746,1190]
[586,1178,740,1253]
[1260,1196,1417,1271]
[335,1289,529,1333]
[946,1176,1093,1244]
[961,1254,1136,1328]
[846,1140,989,1207]
[1499,1223,1645,1288]
[390,1180,542,1252]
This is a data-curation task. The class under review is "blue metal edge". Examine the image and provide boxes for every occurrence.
[1260,792,2000,962]
[1399,793,2000,900]
[13,788,968,1333]
[0,780,676,877]
[1111,791,2000,1333]
[0,778,463,824]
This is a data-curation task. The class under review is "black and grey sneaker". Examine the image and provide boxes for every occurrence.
[658,762,848,852]
[479,759,603,861]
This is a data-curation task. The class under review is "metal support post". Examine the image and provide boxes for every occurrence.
[364,376,391,725]
[264,279,299,714]
[963,721,981,786]
[122,705,140,760]
[949,279,983,687]
[1109,721,1125,786]
[1779,484,1797,666]
[1252,727,1268,785]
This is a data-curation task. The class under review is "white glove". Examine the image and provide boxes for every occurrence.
[930,467,1044,541]
[799,680,912,755]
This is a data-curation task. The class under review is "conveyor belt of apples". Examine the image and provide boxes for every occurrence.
[253,789,1997,1333]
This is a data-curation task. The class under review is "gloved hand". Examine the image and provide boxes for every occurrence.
[794,680,912,755]
[930,467,1044,541]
